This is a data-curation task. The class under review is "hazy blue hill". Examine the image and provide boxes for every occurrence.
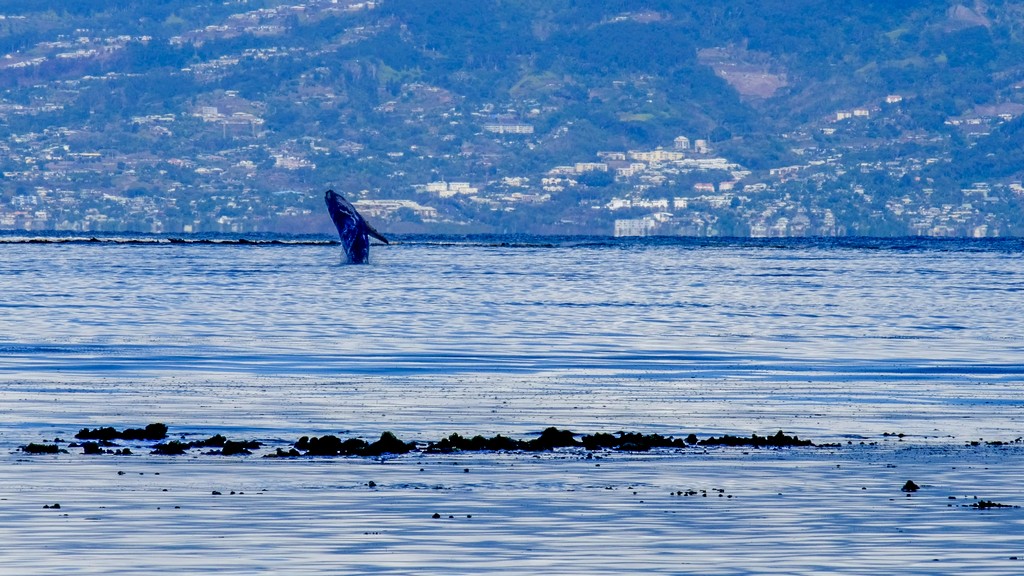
[2,0,1024,235]
[342,1,1024,149]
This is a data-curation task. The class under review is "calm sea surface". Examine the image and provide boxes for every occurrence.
[3,235,1024,575]
[1,235,1023,441]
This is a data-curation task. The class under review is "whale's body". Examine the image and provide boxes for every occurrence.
[324,189,388,264]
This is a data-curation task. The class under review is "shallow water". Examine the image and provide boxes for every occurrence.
[2,236,1023,574]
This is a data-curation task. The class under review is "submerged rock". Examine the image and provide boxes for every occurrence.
[969,500,1018,510]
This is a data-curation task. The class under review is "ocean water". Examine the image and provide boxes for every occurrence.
[2,235,1023,438]
[2,235,1024,574]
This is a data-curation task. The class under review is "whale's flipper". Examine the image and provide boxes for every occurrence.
[364,220,389,245]
[324,189,389,264]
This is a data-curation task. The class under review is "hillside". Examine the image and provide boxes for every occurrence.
[2,0,1024,236]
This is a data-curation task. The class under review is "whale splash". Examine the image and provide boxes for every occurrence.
[324,189,389,264]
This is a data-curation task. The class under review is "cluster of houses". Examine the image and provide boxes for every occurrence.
[3,3,1023,237]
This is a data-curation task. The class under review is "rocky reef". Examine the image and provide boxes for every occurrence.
[271,427,817,457]
[19,424,820,459]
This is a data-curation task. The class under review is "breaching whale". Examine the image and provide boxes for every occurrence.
[324,189,389,264]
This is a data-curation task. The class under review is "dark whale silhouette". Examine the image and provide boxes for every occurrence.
[324,189,388,264]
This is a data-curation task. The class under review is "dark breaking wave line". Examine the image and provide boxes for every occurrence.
[0,237,339,246]
[1,232,1023,252]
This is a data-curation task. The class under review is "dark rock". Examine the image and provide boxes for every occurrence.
[264,447,301,458]
[902,480,920,492]
[581,432,619,450]
[81,442,104,455]
[579,431,687,451]
[296,435,366,456]
[699,430,814,448]
[21,443,64,454]
[482,434,521,451]
[426,432,522,453]
[294,432,411,457]
[43,503,60,509]
[969,500,1017,509]
[528,427,580,451]
[191,434,228,448]
[431,513,441,519]
[121,423,169,441]
[220,440,256,456]
[76,427,121,441]
[192,435,260,454]
[151,440,190,455]
[362,431,416,456]
[76,423,168,441]
[284,427,823,457]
